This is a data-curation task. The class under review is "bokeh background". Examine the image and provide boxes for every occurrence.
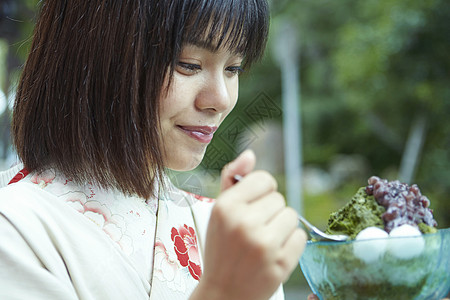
[1,0,449,297]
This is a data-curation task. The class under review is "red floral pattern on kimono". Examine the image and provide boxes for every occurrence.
[171,224,202,280]
[30,170,56,187]
[187,192,214,203]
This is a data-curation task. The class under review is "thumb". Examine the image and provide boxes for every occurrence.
[220,149,256,191]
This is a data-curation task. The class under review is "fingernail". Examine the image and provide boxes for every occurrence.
[239,149,255,160]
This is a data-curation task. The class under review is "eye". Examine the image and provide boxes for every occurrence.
[225,66,244,76]
[176,61,201,75]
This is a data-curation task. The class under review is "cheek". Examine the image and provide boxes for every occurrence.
[158,83,172,120]
[227,79,239,112]
[158,79,181,122]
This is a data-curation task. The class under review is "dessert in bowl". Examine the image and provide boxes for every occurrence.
[299,176,450,300]
[300,228,449,300]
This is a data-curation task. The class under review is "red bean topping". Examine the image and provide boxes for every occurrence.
[366,176,438,232]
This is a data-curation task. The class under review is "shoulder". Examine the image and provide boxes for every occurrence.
[0,180,70,245]
[0,169,83,239]
[0,166,60,210]
[0,180,47,214]
[0,164,24,187]
[0,181,69,269]
[0,164,53,212]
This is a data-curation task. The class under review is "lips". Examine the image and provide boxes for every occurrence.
[177,125,218,143]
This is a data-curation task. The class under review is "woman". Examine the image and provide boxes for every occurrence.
[0,1,306,299]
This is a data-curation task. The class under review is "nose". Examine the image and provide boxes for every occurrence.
[195,73,234,113]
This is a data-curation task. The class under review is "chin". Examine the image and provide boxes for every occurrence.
[165,154,204,172]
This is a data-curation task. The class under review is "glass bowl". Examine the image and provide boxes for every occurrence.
[299,227,450,300]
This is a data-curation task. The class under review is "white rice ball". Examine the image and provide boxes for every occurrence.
[353,227,389,263]
[388,224,424,260]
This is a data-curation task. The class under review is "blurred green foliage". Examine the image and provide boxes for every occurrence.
[234,0,450,228]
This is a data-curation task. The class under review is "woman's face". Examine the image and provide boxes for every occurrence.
[159,44,243,171]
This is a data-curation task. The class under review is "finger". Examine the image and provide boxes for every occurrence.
[220,170,278,204]
[265,207,299,246]
[278,228,307,282]
[220,149,255,191]
[307,294,320,300]
[247,192,286,224]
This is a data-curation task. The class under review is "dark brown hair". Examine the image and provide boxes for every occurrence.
[12,0,269,198]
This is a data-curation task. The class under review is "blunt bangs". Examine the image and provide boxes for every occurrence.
[169,0,270,68]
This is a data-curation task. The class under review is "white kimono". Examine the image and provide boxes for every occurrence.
[0,165,284,300]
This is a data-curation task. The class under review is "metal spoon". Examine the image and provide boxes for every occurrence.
[297,214,349,242]
[233,174,349,242]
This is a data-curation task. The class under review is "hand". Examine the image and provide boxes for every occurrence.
[191,150,307,300]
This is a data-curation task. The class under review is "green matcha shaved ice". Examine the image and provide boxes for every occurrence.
[325,178,438,238]
[325,187,385,239]
[418,222,437,234]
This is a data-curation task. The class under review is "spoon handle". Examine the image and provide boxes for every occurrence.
[233,174,244,183]
[297,215,315,232]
